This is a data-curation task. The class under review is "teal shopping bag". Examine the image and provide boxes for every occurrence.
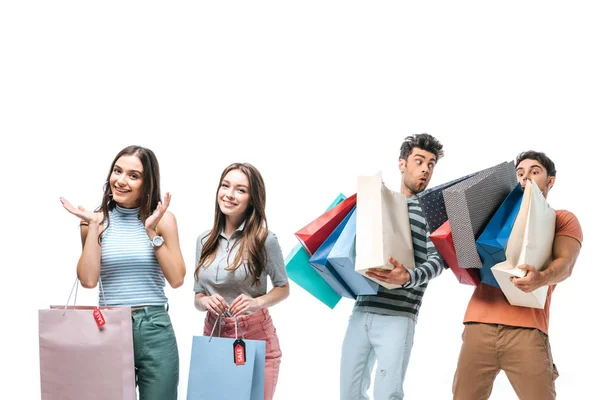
[285,194,346,309]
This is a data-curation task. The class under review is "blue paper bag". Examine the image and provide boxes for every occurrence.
[476,184,524,287]
[187,335,266,400]
[309,208,357,299]
[327,208,379,295]
[285,194,346,309]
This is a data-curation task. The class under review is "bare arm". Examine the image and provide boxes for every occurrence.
[229,232,290,316]
[512,235,581,292]
[76,220,103,288]
[60,197,104,288]
[229,283,290,316]
[150,210,186,288]
[253,283,289,309]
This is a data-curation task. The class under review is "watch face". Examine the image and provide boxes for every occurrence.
[152,236,164,247]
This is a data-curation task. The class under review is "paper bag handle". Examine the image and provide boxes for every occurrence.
[62,277,108,315]
[208,313,245,342]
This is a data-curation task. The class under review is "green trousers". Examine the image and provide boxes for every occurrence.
[131,305,179,400]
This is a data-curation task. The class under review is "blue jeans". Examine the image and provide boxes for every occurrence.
[340,311,416,400]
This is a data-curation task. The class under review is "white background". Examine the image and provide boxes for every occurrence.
[1,1,598,399]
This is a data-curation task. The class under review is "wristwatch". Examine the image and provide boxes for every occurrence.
[150,235,164,248]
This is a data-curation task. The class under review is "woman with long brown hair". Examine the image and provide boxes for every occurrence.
[60,145,186,400]
[194,162,289,400]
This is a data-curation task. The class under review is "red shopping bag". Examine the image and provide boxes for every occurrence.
[295,193,357,255]
[430,221,480,286]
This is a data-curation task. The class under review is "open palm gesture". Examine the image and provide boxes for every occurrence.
[144,192,172,233]
[60,197,103,225]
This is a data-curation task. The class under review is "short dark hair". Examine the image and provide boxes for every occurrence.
[515,150,556,177]
[399,133,444,161]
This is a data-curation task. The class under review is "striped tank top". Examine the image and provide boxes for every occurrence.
[100,205,167,306]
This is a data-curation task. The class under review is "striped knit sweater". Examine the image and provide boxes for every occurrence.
[353,196,444,321]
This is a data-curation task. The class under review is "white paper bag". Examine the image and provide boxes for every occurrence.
[492,179,556,308]
[355,171,415,289]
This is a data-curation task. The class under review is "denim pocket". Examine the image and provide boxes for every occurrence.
[150,312,173,328]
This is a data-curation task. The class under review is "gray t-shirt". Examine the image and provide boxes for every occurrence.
[194,226,288,306]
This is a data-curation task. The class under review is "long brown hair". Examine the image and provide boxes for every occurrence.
[96,145,162,243]
[194,163,268,286]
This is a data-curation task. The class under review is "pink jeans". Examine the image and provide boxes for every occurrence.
[204,309,282,400]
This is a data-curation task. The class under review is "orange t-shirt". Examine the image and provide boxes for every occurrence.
[463,210,583,335]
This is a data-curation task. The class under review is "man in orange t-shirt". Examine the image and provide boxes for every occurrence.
[452,151,583,400]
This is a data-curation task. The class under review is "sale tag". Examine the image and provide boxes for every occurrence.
[93,308,106,328]
[233,339,246,365]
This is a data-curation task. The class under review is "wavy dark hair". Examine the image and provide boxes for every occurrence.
[399,133,444,161]
[96,145,161,243]
[194,163,268,287]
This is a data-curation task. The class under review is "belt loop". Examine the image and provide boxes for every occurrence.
[165,303,169,312]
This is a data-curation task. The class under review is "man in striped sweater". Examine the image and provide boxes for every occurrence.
[340,133,446,400]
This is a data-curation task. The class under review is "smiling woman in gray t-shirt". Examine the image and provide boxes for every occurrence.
[194,227,288,308]
[193,162,289,400]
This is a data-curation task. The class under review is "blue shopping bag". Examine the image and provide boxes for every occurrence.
[187,320,266,400]
[476,184,524,287]
[285,194,346,309]
[327,208,379,295]
[309,208,357,299]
